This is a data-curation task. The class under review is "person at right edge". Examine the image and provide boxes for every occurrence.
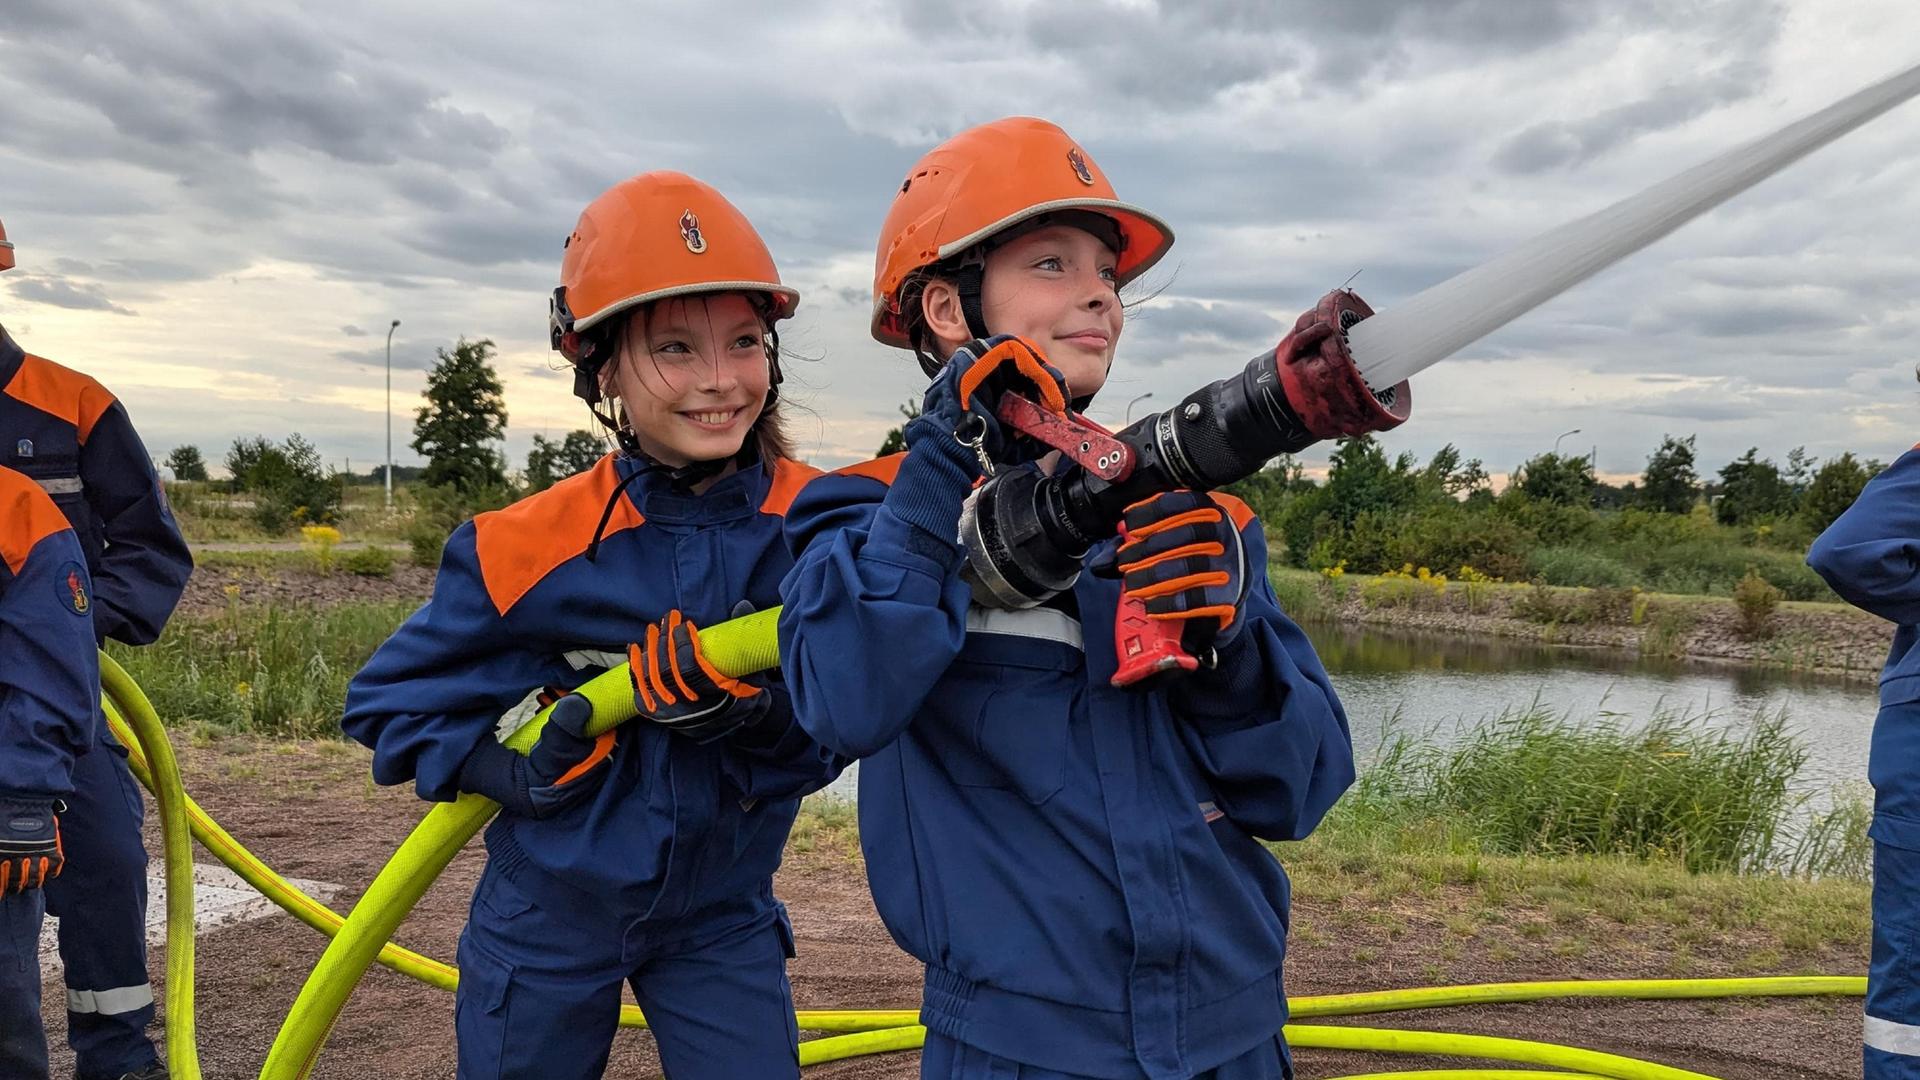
[779,117,1355,1079]
[1808,437,1920,1080]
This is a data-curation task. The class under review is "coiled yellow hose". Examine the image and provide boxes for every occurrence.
[98,601,1865,1080]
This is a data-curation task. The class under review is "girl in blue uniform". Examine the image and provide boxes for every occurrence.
[1809,442,1920,1079]
[779,118,1355,1079]
[343,172,838,1080]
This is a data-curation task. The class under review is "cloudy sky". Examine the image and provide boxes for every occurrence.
[3,0,1918,481]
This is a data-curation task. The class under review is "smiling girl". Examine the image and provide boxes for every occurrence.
[343,172,839,1080]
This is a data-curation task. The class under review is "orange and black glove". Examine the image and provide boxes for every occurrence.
[0,796,64,896]
[1097,491,1249,656]
[457,692,617,820]
[628,610,770,743]
[909,335,1071,469]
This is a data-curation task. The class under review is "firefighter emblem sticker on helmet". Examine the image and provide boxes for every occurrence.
[1068,147,1095,186]
[679,209,708,254]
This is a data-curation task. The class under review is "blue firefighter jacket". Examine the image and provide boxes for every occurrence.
[0,465,100,798]
[0,330,192,647]
[778,448,1356,1080]
[343,453,843,919]
[1808,446,1920,851]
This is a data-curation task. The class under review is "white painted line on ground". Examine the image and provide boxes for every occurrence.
[39,864,341,974]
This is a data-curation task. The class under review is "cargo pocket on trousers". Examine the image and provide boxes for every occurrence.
[452,937,515,1075]
[453,873,533,1076]
[772,904,801,1066]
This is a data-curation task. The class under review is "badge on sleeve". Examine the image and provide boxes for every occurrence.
[58,563,90,616]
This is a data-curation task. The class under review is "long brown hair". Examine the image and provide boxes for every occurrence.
[595,293,796,466]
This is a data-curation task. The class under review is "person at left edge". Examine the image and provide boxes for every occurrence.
[342,172,843,1080]
[0,466,104,1080]
[0,214,192,1080]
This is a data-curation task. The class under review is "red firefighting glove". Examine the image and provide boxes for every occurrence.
[628,610,770,743]
[457,691,617,820]
[0,796,64,896]
[1097,491,1249,655]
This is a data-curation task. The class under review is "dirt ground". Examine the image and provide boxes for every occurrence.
[38,738,1862,1080]
[174,561,437,618]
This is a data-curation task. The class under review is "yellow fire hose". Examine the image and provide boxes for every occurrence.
[98,604,1868,1080]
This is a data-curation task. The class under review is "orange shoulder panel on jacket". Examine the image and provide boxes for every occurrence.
[1206,491,1257,532]
[4,354,117,442]
[759,457,825,517]
[473,455,642,616]
[0,465,76,576]
[833,454,905,487]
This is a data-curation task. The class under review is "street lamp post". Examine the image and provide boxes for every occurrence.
[1125,391,1154,425]
[385,319,401,511]
[1553,427,1582,456]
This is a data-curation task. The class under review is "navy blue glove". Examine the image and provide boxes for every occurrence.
[907,335,1070,470]
[457,694,617,819]
[1096,491,1249,654]
[0,796,63,896]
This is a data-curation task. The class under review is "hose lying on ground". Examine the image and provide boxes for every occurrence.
[99,604,1866,1079]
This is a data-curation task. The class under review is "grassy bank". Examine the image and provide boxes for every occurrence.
[1268,562,1889,676]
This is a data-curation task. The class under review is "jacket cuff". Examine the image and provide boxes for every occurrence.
[1169,632,1271,722]
[880,433,980,553]
[456,739,534,816]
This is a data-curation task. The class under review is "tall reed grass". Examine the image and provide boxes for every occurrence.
[1319,702,1866,878]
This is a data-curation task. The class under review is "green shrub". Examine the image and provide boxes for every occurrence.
[1386,506,1532,580]
[1492,493,1602,547]
[1734,568,1783,641]
[1527,546,1638,589]
[1513,578,1567,624]
[341,545,396,579]
[406,482,516,567]
[1572,585,1636,625]
[227,434,345,533]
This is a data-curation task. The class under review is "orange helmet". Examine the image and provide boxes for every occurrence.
[0,216,14,273]
[871,117,1174,350]
[550,171,798,380]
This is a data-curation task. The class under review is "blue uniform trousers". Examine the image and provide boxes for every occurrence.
[920,1030,1290,1080]
[453,862,800,1080]
[1868,838,1920,1077]
[0,734,157,1080]
[1867,705,1920,1077]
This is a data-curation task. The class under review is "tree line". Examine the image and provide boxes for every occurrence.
[163,339,608,535]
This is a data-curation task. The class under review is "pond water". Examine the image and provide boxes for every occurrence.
[823,621,1882,801]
